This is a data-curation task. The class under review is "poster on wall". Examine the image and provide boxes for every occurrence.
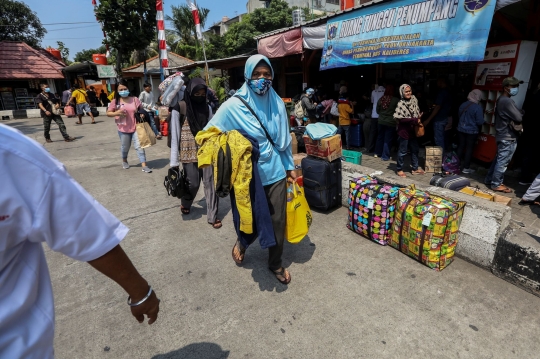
[320,0,496,70]
[97,65,117,78]
[474,62,511,86]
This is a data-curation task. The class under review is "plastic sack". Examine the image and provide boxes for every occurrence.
[161,77,184,107]
[442,151,460,174]
[158,72,183,94]
[285,183,312,244]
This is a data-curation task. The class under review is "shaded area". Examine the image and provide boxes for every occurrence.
[151,342,229,359]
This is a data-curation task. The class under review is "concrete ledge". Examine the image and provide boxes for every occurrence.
[492,223,540,297]
[0,107,109,120]
[341,162,512,269]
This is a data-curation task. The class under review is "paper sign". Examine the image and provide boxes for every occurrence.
[367,197,374,209]
[422,212,433,227]
[97,65,117,78]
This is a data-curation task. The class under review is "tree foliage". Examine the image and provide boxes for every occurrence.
[74,45,108,63]
[250,0,293,34]
[0,0,46,47]
[95,0,156,73]
[56,41,71,65]
[166,4,209,61]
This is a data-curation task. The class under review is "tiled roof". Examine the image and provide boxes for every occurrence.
[0,41,66,80]
[122,52,194,73]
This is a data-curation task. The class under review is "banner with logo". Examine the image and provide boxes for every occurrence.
[97,65,117,78]
[320,0,496,70]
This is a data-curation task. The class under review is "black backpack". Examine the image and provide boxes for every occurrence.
[163,167,193,200]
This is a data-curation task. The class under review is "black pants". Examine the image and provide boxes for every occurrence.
[266,179,287,270]
[366,118,378,153]
[457,132,477,169]
[43,115,69,140]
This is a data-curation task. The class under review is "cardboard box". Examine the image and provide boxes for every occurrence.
[303,134,342,162]
[291,133,298,155]
[425,158,442,173]
[293,153,307,176]
[459,186,512,206]
[425,146,443,156]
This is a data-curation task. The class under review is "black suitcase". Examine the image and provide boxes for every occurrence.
[90,107,99,117]
[301,156,342,211]
[430,173,470,191]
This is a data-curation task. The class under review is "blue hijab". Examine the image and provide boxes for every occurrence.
[204,54,293,186]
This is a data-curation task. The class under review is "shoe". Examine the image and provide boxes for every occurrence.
[64,137,76,142]
[374,154,379,158]
[122,162,130,169]
[462,168,475,174]
[519,181,533,186]
[45,139,53,143]
[142,166,152,173]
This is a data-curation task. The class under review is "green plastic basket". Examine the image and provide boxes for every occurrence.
[342,149,362,165]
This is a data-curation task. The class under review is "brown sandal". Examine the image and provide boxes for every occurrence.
[492,185,512,193]
[209,219,222,229]
[232,240,245,265]
[396,171,407,178]
[271,267,291,285]
[180,206,190,215]
[411,169,425,175]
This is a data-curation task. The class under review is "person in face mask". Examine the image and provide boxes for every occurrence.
[169,78,221,228]
[301,88,318,124]
[203,54,295,285]
[106,79,153,173]
[484,76,524,193]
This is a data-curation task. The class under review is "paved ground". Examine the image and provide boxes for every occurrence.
[6,116,540,359]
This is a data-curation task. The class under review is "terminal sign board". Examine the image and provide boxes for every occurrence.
[320,0,496,70]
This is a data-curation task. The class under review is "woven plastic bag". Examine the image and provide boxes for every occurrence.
[285,183,312,244]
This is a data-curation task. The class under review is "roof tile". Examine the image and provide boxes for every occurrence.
[0,41,65,79]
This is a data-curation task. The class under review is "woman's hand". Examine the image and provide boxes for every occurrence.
[287,170,297,183]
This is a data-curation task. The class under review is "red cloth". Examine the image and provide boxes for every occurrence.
[258,28,302,59]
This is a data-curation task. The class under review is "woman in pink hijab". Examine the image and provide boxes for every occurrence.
[456,89,486,174]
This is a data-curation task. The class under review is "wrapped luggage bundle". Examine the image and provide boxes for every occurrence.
[347,175,399,245]
[390,185,466,271]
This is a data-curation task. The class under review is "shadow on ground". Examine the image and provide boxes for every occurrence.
[151,342,229,359]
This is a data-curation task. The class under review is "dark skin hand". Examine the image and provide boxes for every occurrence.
[88,245,160,324]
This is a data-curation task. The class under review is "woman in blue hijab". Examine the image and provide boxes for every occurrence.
[205,54,295,284]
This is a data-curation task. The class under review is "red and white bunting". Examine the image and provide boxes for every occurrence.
[156,0,169,68]
[186,0,203,40]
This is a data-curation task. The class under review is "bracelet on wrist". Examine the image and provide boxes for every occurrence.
[127,286,153,307]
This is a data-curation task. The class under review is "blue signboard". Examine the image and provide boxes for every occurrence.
[320,0,495,70]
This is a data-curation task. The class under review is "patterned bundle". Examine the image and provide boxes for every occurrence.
[390,185,466,271]
[347,176,399,245]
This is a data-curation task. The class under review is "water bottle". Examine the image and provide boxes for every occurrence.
[116,102,126,125]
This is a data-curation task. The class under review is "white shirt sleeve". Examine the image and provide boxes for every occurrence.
[29,167,128,262]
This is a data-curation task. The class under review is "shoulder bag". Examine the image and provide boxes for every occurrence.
[40,93,60,115]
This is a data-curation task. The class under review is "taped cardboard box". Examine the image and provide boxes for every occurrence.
[425,158,442,173]
[426,146,443,156]
[291,133,298,155]
[459,186,512,206]
[293,153,307,176]
[303,134,342,162]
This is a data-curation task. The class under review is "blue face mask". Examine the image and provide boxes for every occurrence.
[247,78,272,96]
[509,87,519,96]
[44,88,51,93]
[118,90,130,97]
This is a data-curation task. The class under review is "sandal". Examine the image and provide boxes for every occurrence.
[519,200,540,206]
[270,267,291,285]
[232,240,245,265]
[75,121,82,125]
[209,219,222,229]
[492,185,512,193]
[180,206,190,215]
[91,121,96,124]
[396,171,407,178]
[411,169,425,175]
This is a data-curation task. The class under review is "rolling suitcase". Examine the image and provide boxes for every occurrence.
[301,156,342,211]
[430,173,470,191]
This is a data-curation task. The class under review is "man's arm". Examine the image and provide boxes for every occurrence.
[88,245,160,324]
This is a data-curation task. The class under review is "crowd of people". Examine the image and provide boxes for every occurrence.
[296,75,538,190]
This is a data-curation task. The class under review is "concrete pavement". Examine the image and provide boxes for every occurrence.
[6,116,540,359]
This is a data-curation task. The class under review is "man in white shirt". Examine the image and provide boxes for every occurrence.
[0,124,160,358]
[139,83,162,139]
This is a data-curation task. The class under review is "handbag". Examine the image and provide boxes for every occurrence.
[285,183,312,244]
[415,122,425,137]
[163,167,193,200]
[40,94,60,115]
[135,112,156,148]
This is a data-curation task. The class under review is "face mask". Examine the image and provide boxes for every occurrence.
[191,95,206,104]
[118,90,130,97]
[248,78,272,96]
[509,87,519,96]
[44,88,50,93]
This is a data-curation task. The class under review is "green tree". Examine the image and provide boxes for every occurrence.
[222,16,260,57]
[250,0,293,34]
[0,0,46,47]
[74,45,108,63]
[166,4,209,60]
[56,41,71,65]
[95,0,156,74]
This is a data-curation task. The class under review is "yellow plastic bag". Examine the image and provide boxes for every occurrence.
[285,183,312,244]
